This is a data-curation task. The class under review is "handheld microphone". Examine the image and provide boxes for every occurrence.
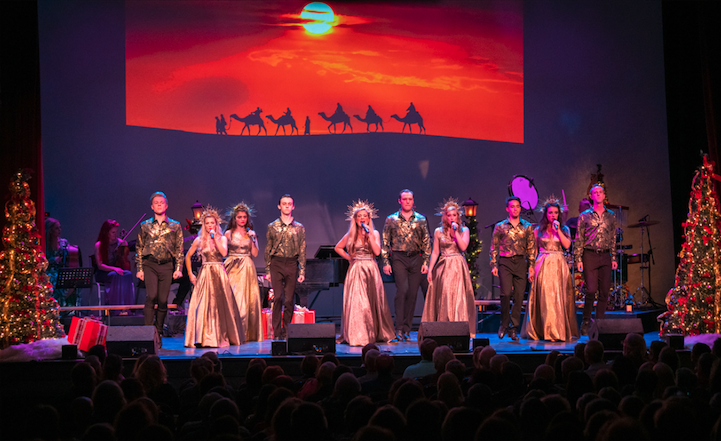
[553,221,559,230]
[452,222,458,231]
[210,230,215,239]
[361,223,370,234]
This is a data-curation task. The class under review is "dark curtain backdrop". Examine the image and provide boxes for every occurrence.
[0,0,44,252]
[663,0,721,261]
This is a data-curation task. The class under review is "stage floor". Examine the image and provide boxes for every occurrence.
[156,331,664,360]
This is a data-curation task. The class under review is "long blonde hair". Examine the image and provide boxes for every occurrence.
[197,207,224,254]
[346,209,375,255]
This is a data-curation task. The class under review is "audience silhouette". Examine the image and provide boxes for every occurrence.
[10,334,721,441]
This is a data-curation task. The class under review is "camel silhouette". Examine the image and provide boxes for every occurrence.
[318,110,353,134]
[390,113,426,134]
[353,113,383,132]
[265,114,298,135]
[230,111,267,135]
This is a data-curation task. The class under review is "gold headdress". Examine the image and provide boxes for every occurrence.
[536,194,564,213]
[200,205,226,224]
[345,200,379,221]
[435,197,464,217]
[228,201,255,218]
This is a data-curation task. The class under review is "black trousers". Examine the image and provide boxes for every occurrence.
[391,252,423,334]
[582,251,612,320]
[142,259,173,334]
[270,256,299,338]
[498,256,528,329]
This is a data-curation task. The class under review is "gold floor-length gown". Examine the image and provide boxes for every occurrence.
[185,247,245,347]
[521,227,579,342]
[225,232,263,342]
[422,234,476,337]
[340,240,396,346]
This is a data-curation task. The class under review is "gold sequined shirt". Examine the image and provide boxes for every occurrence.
[135,216,184,272]
[489,219,537,269]
[265,218,307,277]
[381,211,431,267]
[574,208,620,263]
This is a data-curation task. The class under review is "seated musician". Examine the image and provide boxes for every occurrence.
[95,219,135,314]
[45,217,79,307]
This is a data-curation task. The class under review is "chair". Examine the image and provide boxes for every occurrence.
[89,254,107,308]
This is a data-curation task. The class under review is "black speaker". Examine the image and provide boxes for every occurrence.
[419,321,470,352]
[62,345,79,360]
[664,334,685,350]
[591,318,643,350]
[473,338,490,349]
[106,326,158,357]
[287,323,336,354]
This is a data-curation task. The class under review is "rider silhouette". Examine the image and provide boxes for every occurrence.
[366,105,378,119]
[219,114,228,135]
[284,107,292,117]
[335,103,344,116]
[253,107,263,116]
[406,102,418,118]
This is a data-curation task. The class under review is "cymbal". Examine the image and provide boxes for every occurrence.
[627,220,660,228]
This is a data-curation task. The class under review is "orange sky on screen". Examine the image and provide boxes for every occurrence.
[126,1,523,142]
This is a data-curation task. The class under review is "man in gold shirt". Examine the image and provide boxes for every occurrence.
[265,194,306,340]
[382,189,431,342]
[490,197,536,341]
[136,192,184,343]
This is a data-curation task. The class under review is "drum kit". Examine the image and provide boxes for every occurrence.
[507,175,661,311]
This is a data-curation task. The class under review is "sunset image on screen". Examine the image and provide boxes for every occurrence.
[126,1,523,142]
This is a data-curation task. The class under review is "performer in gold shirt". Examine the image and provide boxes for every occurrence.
[265,194,306,340]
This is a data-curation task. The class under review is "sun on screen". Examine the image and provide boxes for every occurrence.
[301,2,335,34]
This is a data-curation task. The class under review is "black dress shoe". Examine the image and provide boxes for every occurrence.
[581,320,590,336]
[498,326,507,339]
[509,328,519,341]
[402,332,410,342]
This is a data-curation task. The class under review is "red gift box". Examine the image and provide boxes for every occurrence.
[261,307,316,339]
[262,308,272,339]
[291,306,315,324]
[69,317,108,351]
[78,318,107,351]
[67,316,85,345]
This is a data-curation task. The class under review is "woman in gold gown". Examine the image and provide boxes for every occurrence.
[521,201,579,342]
[422,199,476,337]
[184,207,244,348]
[334,201,395,346]
[224,203,263,342]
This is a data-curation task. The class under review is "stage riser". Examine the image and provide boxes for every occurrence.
[477,309,662,334]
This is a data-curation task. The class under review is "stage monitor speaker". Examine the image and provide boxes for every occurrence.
[106,326,158,357]
[590,318,643,350]
[420,321,470,352]
[287,323,336,354]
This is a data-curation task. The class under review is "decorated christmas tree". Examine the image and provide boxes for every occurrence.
[465,215,482,295]
[661,156,721,336]
[0,170,64,348]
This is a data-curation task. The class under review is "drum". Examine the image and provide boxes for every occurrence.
[508,175,538,211]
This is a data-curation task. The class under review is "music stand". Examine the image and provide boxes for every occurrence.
[314,245,341,259]
[55,268,94,289]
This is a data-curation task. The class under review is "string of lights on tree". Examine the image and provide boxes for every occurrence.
[0,170,64,348]
[660,156,721,336]
[462,199,482,295]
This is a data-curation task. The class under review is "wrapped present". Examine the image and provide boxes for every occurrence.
[291,306,315,324]
[262,308,273,339]
[67,316,86,345]
[77,317,108,351]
